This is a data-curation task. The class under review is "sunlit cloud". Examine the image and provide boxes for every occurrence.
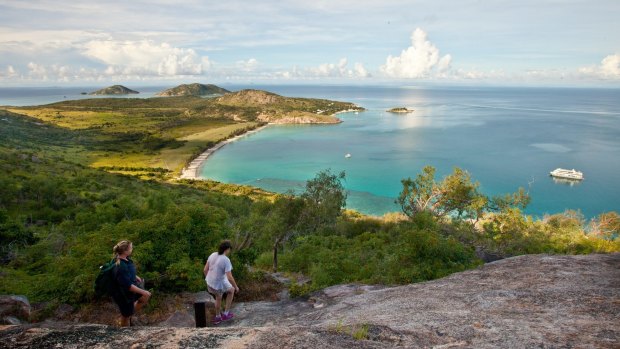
[281,58,370,79]
[82,40,207,76]
[236,58,259,72]
[578,54,620,80]
[380,28,452,78]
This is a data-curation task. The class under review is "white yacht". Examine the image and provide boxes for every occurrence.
[549,168,584,180]
[345,153,352,158]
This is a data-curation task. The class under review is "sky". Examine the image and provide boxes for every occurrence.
[0,0,619,86]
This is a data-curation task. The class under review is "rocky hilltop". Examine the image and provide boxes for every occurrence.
[156,83,230,97]
[1,253,618,348]
[89,85,139,95]
[213,89,364,124]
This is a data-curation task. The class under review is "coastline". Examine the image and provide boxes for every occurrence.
[179,125,269,180]
[179,108,361,181]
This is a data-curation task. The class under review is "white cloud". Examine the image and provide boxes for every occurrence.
[600,54,620,77]
[353,62,369,78]
[82,40,206,76]
[27,62,48,80]
[236,58,259,72]
[2,65,19,78]
[380,28,452,78]
[579,54,620,79]
[301,58,370,78]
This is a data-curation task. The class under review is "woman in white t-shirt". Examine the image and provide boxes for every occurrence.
[204,240,239,324]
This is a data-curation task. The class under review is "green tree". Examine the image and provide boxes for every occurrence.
[397,166,529,223]
[265,194,305,272]
[397,166,487,221]
[298,169,347,234]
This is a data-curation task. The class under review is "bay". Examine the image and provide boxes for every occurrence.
[2,84,619,218]
[200,85,620,219]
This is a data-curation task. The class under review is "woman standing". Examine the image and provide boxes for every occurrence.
[204,240,239,324]
[112,240,151,327]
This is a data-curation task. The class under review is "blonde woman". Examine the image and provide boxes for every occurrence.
[111,240,151,327]
[204,240,239,324]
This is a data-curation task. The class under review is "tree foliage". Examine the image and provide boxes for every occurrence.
[397,166,529,222]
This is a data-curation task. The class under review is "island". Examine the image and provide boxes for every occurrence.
[88,85,139,95]
[156,83,230,97]
[386,107,414,113]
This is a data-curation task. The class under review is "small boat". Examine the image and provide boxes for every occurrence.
[345,153,351,158]
[549,168,584,180]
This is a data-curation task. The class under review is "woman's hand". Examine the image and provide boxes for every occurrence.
[136,276,143,283]
[234,286,240,293]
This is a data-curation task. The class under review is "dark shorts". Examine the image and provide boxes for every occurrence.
[112,292,140,317]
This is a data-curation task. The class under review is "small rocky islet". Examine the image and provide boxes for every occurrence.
[88,85,139,95]
[386,107,414,113]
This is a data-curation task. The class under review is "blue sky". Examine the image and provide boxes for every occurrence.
[0,0,619,85]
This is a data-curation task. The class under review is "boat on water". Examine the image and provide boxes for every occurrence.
[549,168,584,180]
[345,153,351,158]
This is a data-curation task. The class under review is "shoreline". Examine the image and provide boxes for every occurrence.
[178,108,361,181]
[179,125,269,180]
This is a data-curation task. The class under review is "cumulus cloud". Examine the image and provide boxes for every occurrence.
[27,62,48,80]
[82,39,207,76]
[291,58,370,78]
[579,54,620,79]
[236,58,259,72]
[381,28,452,78]
[1,65,19,78]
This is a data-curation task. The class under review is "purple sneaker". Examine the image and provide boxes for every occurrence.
[212,315,222,325]
[221,312,234,322]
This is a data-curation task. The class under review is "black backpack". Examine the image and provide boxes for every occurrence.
[94,259,118,298]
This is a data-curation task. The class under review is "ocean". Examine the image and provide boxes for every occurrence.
[2,84,619,218]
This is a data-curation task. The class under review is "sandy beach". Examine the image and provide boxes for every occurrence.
[179,125,269,180]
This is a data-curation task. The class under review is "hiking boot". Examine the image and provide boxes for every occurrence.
[221,312,234,322]
[212,315,222,325]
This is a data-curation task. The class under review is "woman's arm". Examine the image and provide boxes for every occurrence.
[129,284,151,297]
[226,271,239,292]
[203,261,209,277]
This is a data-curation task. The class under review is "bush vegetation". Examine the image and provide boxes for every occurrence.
[0,104,617,314]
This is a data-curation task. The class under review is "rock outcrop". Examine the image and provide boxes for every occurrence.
[89,85,139,95]
[1,254,618,348]
[0,295,30,325]
[156,83,230,97]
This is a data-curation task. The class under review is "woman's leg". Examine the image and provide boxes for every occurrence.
[215,293,223,316]
[134,293,151,313]
[224,288,235,313]
[120,315,130,327]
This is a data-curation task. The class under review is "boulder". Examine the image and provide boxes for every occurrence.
[0,295,30,323]
[1,316,21,325]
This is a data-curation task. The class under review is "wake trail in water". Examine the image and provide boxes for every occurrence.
[462,104,620,116]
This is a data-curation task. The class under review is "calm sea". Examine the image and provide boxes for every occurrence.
[2,85,619,218]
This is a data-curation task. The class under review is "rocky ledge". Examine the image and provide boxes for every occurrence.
[1,253,618,348]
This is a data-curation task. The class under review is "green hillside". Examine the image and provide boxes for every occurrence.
[0,98,617,319]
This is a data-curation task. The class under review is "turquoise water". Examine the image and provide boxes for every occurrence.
[200,85,620,218]
[1,85,619,218]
